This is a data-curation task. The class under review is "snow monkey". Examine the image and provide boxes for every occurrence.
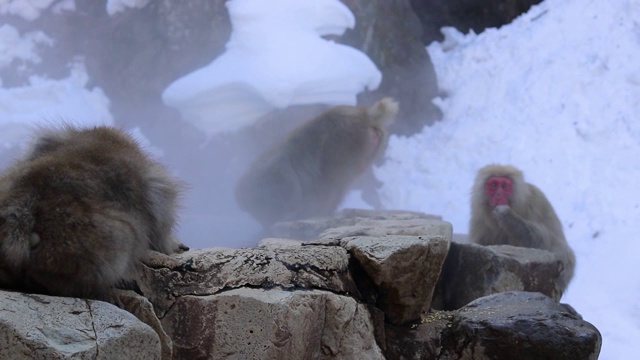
[236,98,399,228]
[469,164,575,292]
[0,126,187,300]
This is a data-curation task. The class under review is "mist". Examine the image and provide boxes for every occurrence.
[0,0,397,249]
[2,0,640,357]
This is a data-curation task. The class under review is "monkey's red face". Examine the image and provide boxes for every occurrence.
[485,176,513,207]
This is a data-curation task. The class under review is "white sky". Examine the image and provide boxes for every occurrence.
[0,0,638,358]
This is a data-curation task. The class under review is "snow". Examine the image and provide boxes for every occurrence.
[0,60,112,149]
[0,24,52,69]
[161,0,381,136]
[376,0,640,358]
[0,0,57,21]
[106,0,150,16]
[0,0,638,357]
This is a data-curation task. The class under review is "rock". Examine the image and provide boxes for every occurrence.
[138,246,355,317]
[272,208,444,241]
[114,290,173,360]
[410,0,544,44]
[439,291,602,360]
[384,311,453,360]
[161,288,384,360]
[320,217,452,240]
[0,290,161,360]
[0,210,603,359]
[383,292,601,360]
[432,242,565,310]
[342,235,450,325]
[274,211,453,325]
[341,0,442,135]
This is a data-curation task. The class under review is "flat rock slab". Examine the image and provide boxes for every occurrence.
[161,288,384,360]
[440,291,602,360]
[272,208,444,240]
[433,242,564,310]
[0,290,161,360]
[139,245,354,316]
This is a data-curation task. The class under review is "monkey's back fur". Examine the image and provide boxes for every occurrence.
[0,126,184,300]
[236,98,398,228]
[469,164,576,292]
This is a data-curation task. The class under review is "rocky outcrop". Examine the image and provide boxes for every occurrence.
[162,288,384,359]
[386,291,602,360]
[410,0,544,44]
[0,290,161,360]
[138,246,355,317]
[342,235,449,325]
[440,291,602,360]
[272,208,444,240]
[432,242,566,310]
[0,210,601,359]
[340,0,442,134]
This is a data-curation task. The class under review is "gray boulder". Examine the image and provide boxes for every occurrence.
[162,288,384,360]
[439,291,602,360]
[0,290,161,360]
[432,242,565,310]
[383,291,601,360]
[342,235,450,325]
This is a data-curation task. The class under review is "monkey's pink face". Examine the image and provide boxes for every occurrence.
[485,176,513,207]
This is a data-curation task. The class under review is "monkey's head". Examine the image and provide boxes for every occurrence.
[314,98,398,175]
[473,164,528,210]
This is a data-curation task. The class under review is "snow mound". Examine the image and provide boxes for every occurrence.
[162,0,382,136]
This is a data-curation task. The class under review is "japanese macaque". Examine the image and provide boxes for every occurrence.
[0,126,187,300]
[236,98,399,228]
[469,164,575,292]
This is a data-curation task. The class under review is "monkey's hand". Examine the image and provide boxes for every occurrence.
[491,205,536,248]
[492,205,511,217]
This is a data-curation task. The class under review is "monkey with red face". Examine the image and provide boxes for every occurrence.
[469,164,575,292]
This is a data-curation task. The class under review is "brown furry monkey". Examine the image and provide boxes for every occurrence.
[469,164,575,292]
[236,98,398,228]
[0,125,187,300]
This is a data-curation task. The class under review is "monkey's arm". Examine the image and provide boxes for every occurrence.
[492,205,545,248]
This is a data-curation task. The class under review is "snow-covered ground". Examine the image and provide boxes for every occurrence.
[377,0,640,358]
[0,0,638,357]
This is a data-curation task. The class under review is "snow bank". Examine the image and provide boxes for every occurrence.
[107,0,150,16]
[0,0,57,21]
[0,62,113,149]
[376,0,640,358]
[162,0,381,136]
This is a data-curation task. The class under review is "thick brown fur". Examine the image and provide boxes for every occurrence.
[469,164,575,292]
[0,125,187,300]
[236,98,398,228]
